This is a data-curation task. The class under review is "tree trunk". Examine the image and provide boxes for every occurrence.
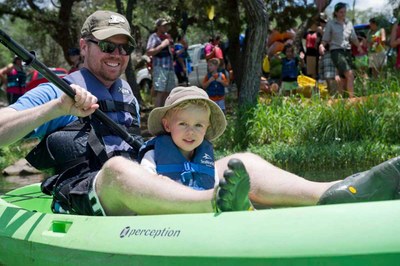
[224,0,242,95]
[238,0,268,106]
[115,0,142,103]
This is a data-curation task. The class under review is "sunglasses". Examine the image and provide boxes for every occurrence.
[87,39,135,55]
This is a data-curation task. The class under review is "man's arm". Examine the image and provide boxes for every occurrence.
[0,84,98,146]
[146,35,170,57]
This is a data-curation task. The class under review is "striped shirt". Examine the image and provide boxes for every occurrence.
[146,33,174,69]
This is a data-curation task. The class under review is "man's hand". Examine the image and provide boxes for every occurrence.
[58,84,99,117]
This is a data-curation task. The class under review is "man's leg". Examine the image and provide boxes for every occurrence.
[343,70,355,98]
[154,91,169,107]
[216,153,337,207]
[96,156,254,215]
[96,157,215,215]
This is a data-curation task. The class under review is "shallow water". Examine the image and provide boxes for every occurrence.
[0,174,44,194]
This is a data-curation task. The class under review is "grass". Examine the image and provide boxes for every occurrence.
[214,69,400,177]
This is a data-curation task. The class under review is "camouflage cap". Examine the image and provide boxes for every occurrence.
[81,10,134,44]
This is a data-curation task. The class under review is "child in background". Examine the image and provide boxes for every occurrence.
[280,43,305,96]
[202,58,229,113]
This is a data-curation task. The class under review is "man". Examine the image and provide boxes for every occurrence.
[146,18,176,107]
[0,10,399,216]
[0,56,27,104]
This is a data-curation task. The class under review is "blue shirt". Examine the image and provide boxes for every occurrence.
[10,83,76,139]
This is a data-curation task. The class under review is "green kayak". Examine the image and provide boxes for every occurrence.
[1,183,400,265]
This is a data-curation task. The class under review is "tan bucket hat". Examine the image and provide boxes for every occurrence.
[148,86,227,141]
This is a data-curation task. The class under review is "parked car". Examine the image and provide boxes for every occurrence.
[25,67,68,91]
[136,67,152,94]
[187,44,207,88]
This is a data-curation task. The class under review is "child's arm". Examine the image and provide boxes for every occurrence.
[298,52,305,68]
[216,73,229,87]
[140,150,158,174]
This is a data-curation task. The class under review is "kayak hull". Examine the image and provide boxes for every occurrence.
[1,183,400,265]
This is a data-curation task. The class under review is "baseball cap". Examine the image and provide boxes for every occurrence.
[81,10,135,44]
[155,18,169,27]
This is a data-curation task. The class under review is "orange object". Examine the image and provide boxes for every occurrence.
[268,41,284,55]
[268,30,283,46]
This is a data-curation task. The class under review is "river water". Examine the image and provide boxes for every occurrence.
[0,174,44,194]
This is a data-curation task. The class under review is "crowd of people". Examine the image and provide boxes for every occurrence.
[1,10,400,218]
[262,2,394,98]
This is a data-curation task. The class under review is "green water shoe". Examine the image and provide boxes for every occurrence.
[318,156,400,205]
[214,158,254,212]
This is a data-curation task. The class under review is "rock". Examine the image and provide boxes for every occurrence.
[2,159,41,176]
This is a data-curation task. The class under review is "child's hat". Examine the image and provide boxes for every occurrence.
[148,86,227,141]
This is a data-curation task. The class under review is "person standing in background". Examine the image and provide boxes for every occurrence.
[0,56,27,104]
[303,20,322,79]
[367,18,387,78]
[174,34,191,86]
[202,58,229,113]
[320,2,363,98]
[146,18,176,107]
[67,48,83,74]
[390,17,400,69]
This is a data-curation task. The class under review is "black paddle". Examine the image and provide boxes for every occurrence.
[0,29,143,151]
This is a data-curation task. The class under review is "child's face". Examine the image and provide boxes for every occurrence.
[162,104,210,159]
[208,62,218,72]
[285,48,294,59]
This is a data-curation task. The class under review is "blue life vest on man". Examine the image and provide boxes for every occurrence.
[138,134,216,190]
[206,72,225,97]
[26,68,141,173]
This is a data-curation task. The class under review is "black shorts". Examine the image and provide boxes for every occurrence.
[46,162,103,216]
[331,49,355,77]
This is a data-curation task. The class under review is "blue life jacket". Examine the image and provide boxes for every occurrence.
[281,57,299,80]
[138,135,216,190]
[206,72,225,97]
[26,68,141,173]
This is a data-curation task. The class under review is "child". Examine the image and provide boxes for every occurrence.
[280,43,305,96]
[138,86,227,191]
[202,58,229,113]
[138,86,254,212]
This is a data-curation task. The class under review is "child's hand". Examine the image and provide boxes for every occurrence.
[299,51,305,59]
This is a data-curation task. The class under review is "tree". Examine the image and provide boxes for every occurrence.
[238,0,268,105]
[0,0,89,65]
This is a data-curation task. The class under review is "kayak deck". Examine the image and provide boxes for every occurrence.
[1,184,400,265]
